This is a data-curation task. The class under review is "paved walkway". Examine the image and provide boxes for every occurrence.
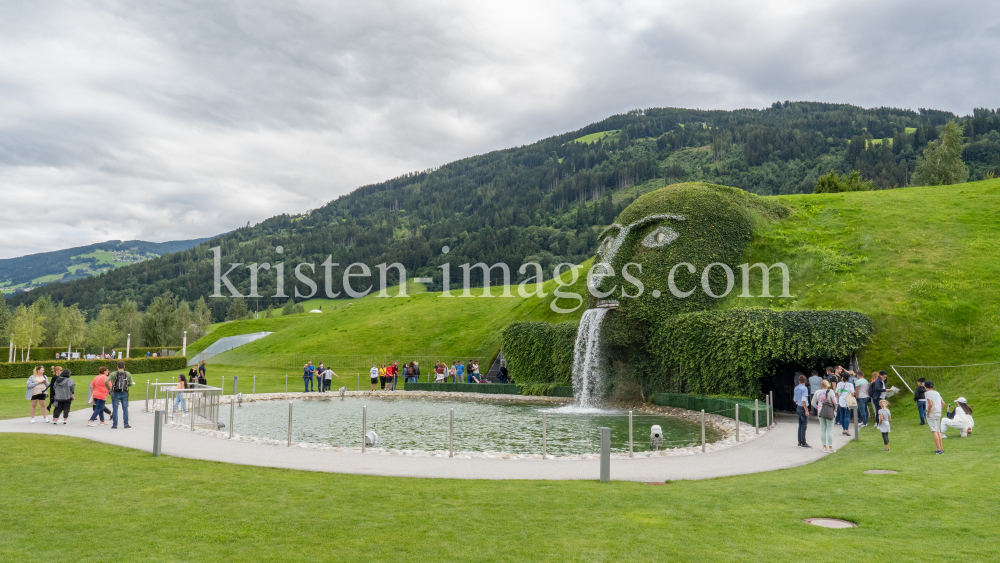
[0,403,854,482]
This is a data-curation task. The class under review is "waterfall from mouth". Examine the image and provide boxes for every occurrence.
[571,308,610,407]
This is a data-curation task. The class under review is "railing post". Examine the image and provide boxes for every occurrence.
[153,410,164,456]
[229,398,234,439]
[449,408,455,458]
[362,406,367,452]
[701,409,706,452]
[628,410,633,458]
[755,399,759,434]
[145,380,150,413]
[853,406,859,442]
[735,403,740,442]
[190,393,196,433]
[599,427,610,482]
[253,375,256,395]
[285,374,288,393]
[769,391,775,427]
[542,412,547,460]
[765,395,770,428]
[287,402,293,447]
[233,375,238,396]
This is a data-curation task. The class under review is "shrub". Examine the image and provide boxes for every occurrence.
[0,357,188,379]
[501,322,578,386]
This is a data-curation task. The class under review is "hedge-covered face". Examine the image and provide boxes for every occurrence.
[588,183,757,323]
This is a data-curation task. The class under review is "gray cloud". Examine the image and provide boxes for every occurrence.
[1,0,997,258]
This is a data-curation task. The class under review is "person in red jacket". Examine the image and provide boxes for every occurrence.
[88,367,111,426]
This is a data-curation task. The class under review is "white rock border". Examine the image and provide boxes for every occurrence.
[165,390,767,460]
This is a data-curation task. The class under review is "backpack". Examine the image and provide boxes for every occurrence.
[112,370,130,393]
[819,390,837,420]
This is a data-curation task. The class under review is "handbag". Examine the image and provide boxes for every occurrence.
[846,392,857,408]
[819,390,837,420]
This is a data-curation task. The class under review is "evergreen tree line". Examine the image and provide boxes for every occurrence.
[6,102,998,320]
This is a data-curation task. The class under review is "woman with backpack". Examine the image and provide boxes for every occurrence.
[50,369,76,425]
[26,366,50,423]
[812,379,838,453]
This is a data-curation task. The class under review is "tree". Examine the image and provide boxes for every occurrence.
[86,307,121,355]
[192,297,212,327]
[142,293,180,347]
[227,297,250,321]
[11,303,45,362]
[116,299,143,347]
[0,298,11,350]
[914,121,969,186]
[55,304,88,354]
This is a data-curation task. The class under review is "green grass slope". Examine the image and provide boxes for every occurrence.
[189,265,591,361]
[729,178,1000,369]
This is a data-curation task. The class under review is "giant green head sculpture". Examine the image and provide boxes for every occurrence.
[588,182,789,324]
[584,182,872,398]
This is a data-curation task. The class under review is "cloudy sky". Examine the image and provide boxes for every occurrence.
[1,0,996,258]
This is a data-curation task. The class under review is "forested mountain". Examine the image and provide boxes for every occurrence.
[6,102,1000,323]
[0,238,212,292]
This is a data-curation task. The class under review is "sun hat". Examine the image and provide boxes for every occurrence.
[955,397,967,403]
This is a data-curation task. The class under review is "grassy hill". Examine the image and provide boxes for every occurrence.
[727,178,1000,369]
[184,179,1000,378]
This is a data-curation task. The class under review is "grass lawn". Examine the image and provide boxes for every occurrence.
[1,396,996,561]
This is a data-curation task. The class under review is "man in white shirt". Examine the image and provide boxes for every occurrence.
[369,365,379,391]
[924,381,945,454]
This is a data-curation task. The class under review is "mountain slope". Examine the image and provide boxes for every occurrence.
[0,238,212,294]
[6,102,1000,318]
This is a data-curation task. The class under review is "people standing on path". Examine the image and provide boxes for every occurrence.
[400,363,408,387]
[854,371,870,427]
[835,374,855,436]
[370,364,379,391]
[941,397,974,438]
[377,364,386,390]
[924,381,945,454]
[472,360,480,383]
[914,378,927,425]
[173,373,188,415]
[198,360,206,381]
[794,374,811,448]
[876,399,891,451]
[411,362,420,383]
[26,366,50,423]
[449,362,458,383]
[88,367,111,426]
[50,369,76,424]
[499,361,509,384]
[812,380,837,453]
[434,361,445,383]
[105,361,135,429]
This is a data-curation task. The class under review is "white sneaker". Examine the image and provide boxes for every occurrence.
[61,420,67,425]
[30,419,35,424]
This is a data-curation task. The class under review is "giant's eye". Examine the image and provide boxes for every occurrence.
[641,226,678,248]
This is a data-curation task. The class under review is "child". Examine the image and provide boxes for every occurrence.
[877,399,891,451]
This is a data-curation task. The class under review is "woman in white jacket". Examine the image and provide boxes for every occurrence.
[941,397,974,438]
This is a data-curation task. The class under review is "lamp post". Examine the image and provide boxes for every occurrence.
[182,331,187,358]
[126,334,131,359]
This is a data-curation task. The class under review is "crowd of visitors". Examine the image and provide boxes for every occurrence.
[793,365,975,455]
[24,361,135,428]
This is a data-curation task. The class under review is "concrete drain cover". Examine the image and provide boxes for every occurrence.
[647,482,668,486]
[864,470,898,474]
[804,518,857,528]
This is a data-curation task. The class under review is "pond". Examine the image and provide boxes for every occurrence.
[230,396,720,456]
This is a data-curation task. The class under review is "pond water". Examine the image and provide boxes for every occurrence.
[230,396,719,456]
